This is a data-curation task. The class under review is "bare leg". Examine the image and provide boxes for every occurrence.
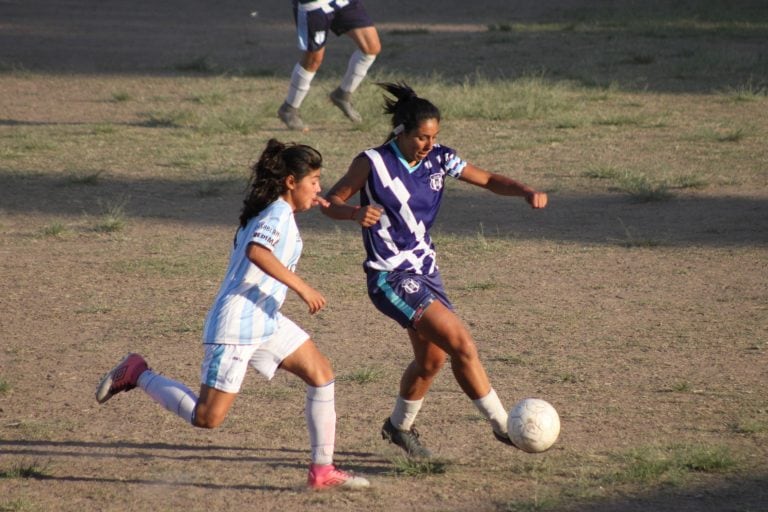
[401,300,491,400]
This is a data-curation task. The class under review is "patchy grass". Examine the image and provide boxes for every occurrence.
[390,457,450,477]
[339,367,385,384]
[0,461,50,480]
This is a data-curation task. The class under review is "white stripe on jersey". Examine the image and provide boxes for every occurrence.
[202,198,302,344]
[297,0,350,13]
[364,149,436,273]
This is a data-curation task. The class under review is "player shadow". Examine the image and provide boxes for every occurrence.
[0,439,386,464]
[0,438,394,491]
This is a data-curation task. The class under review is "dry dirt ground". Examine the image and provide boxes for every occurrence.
[1,1,768,511]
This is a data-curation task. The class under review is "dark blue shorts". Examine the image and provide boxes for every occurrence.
[293,0,374,52]
[366,269,453,329]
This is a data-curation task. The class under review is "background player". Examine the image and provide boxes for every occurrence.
[278,0,381,131]
[321,82,548,457]
[96,139,369,490]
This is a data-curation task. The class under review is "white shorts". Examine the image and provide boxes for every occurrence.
[200,315,309,392]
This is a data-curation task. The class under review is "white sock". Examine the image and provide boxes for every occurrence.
[306,381,336,466]
[472,388,508,436]
[285,63,316,108]
[339,50,376,94]
[138,371,197,425]
[390,396,424,431]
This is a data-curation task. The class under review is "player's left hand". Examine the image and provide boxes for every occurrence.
[526,191,548,209]
[313,196,331,208]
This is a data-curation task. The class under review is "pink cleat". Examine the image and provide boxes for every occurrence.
[95,353,149,404]
[307,463,370,491]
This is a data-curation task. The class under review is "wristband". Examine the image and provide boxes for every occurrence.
[350,206,361,220]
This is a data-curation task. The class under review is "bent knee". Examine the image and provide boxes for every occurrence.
[192,409,226,429]
[449,337,480,363]
[365,42,382,56]
[417,353,447,377]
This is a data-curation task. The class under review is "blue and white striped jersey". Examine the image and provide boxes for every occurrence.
[202,198,302,344]
[360,141,467,275]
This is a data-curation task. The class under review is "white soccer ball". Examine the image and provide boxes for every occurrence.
[507,398,560,453]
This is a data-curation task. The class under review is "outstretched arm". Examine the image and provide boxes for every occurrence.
[246,243,326,314]
[459,163,548,209]
[322,156,383,227]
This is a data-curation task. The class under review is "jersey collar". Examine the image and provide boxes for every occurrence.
[389,140,422,174]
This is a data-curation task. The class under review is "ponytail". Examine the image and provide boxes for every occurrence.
[239,139,322,227]
[377,82,440,141]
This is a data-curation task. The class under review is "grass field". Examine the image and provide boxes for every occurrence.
[1,1,767,511]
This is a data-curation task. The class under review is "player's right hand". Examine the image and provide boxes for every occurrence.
[300,287,327,314]
[357,205,383,227]
[526,191,548,209]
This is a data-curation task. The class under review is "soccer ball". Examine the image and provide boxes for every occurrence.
[507,398,560,453]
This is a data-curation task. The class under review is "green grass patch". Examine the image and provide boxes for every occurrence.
[615,172,673,202]
[62,170,104,185]
[139,110,196,128]
[584,168,674,202]
[198,109,263,135]
[111,91,132,102]
[0,379,10,394]
[670,174,708,190]
[691,127,750,143]
[112,254,220,279]
[400,74,583,121]
[731,418,768,434]
[94,198,127,233]
[611,444,737,485]
[615,217,665,248]
[339,367,384,384]
[582,166,622,180]
[722,80,768,102]
[173,56,217,73]
[390,456,449,477]
[0,497,36,511]
[39,222,66,237]
[0,461,50,480]
[670,381,692,393]
[189,91,226,105]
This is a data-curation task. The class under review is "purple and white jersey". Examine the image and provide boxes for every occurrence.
[360,141,467,274]
[202,198,302,344]
[296,0,355,13]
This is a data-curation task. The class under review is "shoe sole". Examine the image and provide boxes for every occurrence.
[95,353,134,404]
[95,366,119,404]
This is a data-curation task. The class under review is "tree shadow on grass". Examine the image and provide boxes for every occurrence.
[0,0,766,93]
[1,170,766,248]
[555,473,768,512]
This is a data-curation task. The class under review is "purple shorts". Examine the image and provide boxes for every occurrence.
[293,0,374,52]
[366,269,453,329]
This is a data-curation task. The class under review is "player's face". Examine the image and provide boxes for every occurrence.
[397,118,440,164]
[285,168,322,212]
